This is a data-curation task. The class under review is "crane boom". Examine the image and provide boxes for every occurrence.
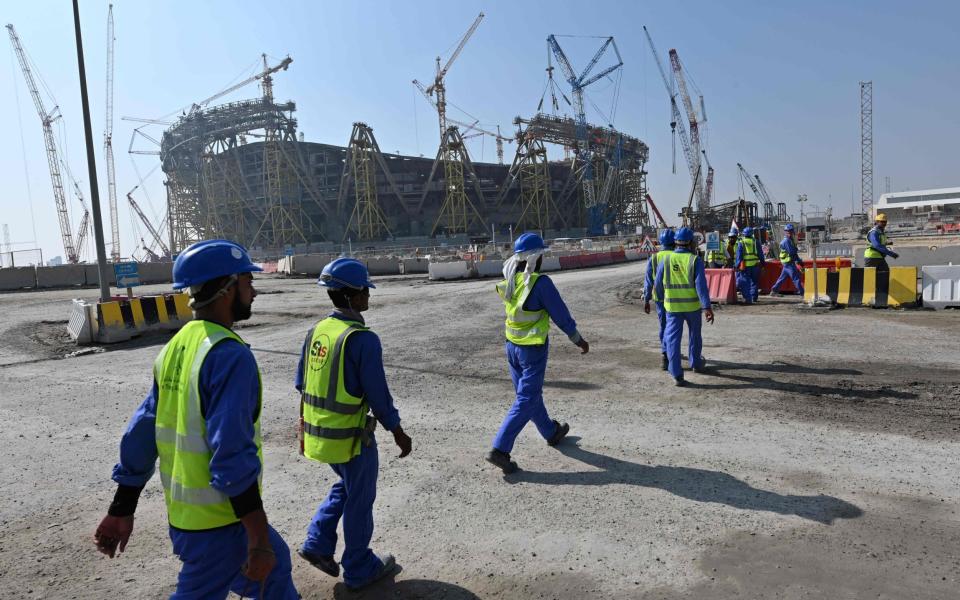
[189,56,292,114]
[104,4,120,261]
[127,190,170,256]
[669,48,705,208]
[6,24,78,263]
[435,12,484,83]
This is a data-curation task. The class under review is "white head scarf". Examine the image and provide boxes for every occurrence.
[501,248,545,300]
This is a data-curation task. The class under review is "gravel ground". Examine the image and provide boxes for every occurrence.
[0,262,957,599]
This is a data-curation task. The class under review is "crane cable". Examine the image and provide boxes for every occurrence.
[9,45,40,251]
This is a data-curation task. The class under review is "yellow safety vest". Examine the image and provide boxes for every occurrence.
[496,272,550,345]
[301,318,370,465]
[739,237,760,267]
[864,227,888,259]
[154,320,262,531]
[663,252,702,313]
[706,249,725,264]
[649,249,674,302]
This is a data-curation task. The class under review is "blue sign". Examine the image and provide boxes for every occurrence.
[284,246,294,257]
[706,231,721,251]
[113,262,141,288]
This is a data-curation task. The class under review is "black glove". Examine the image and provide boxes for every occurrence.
[889,251,899,259]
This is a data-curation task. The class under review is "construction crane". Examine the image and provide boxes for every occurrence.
[7,24,78,263]
[643,27,702,206]
[412,79,511,164]
[126,187,170,257]
[701,149,714,206]
[187,55,292,115]
[669,48,707,210]
[546,34,623,234]
[104,4,120,261]
[644,193,668,229]
[419,12,484,140]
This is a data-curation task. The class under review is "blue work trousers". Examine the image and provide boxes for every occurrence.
[664,310,704,379]
[492,341,559,454]
[169,522,298,600]
[655,301,667,354]
[736,266,760,303]
[303,440,383,588]
[772,263,804,295]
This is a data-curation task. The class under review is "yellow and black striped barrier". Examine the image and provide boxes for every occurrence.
[68,293,194,344]
[803,267,918,308]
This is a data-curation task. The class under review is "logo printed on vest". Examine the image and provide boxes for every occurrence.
[160,345,185,393]
[308,334,331,371]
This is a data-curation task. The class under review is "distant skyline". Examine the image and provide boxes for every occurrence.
[2,0,958,261]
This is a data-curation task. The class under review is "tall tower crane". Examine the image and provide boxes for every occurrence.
[412,80,511,164]
[104,4,120,261]
[669,48,708,211]
[6,24,78,263]
[421,12,484,140]
[546,34,623,235]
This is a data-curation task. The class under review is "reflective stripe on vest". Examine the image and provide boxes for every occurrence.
[497,272,550,345]
[649,249,673,302]
[779,239,794,264]
[864,228,888,259]
[739,237,760,267]
[663,252,701,313]
[301,318,369,465]
[154,320,263,531]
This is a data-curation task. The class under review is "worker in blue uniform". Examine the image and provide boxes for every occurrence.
[864,213,898,272]
[643,228,675,370]
[295,258,412,591]
[654,227,715,386]
[486,233,590,474]
[771,223,805,296]
[93,239,299,599]
[734,226,765,304]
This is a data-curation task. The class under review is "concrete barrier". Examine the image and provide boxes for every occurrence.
[36,264,86,288]
[364,257,401,276]
[0,267,37,291]
[137,262,174,284]
[855,245,960,268]
[581,253,601,267]
[624,249,642,261]
[803,266,918,308]
[285,254,337,276]
[705,268,737,304]
[540,256,561,272]
[428,261,470,281]
[611,249,627,263]
[68,292,193,344]
[84,264,115,286]
[400,258,429,274]
[921,265,960,309]
[476,259,504,278]
[559,255,583,270]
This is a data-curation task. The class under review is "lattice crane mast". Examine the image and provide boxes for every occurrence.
[412,79,511,163]
[546,34,623,234]
[6,24,78,263]
[188,56,292,115]
[104,4,120,261]
[126,186,170,257]
[419,12,484,139]
[669,48,707,210]
[701,150,714,206]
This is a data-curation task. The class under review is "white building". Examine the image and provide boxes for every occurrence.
[875,186,960,232]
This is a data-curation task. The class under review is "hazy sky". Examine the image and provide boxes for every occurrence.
[2,0,957,261]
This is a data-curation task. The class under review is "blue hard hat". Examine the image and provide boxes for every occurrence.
[658,228,675,247]
[172,239,262,290]
[513,232,548,254]
[317,258,375,290]
[783,223,795,232]
[674,227,694,243]
[742,226,754,237]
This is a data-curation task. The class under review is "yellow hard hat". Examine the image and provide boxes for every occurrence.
[875,212,887,222]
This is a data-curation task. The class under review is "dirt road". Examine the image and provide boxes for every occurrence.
[1,262,957,599]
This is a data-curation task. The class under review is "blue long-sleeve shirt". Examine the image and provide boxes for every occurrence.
[867,227,894,257]
[523,274,582,343]
[734,237,766,267]
[112,336,263,498]
[780,236,802,264]
[294,311,401,432]
[653,248,712,310]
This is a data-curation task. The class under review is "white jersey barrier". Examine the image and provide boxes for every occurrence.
[921,265,960,310]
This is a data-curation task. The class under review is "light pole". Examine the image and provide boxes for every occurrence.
[797,194,808,229]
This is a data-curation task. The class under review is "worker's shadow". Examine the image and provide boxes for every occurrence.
[510,437,862,525]
[688,369,917,400]
[332,566,480,599]
[706,359,862,376]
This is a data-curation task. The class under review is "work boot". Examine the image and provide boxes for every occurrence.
[297,547,340,578]
[674,377,688,387]
[661,352,669,371]
[547,420,570,447]
[486,449,519,474]
[693,358,707,374]
[770,290,782,297]
[346,554,397,591]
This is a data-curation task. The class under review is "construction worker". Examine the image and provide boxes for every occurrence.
[486,233,590,474]
[864,213,899,272]
[643,228,675,370]
[706,244,726,269]
[93,239,299,599]
[734,226,765,304]
[725,229,738,267]
[296,258,411,590]
[771,223,805,296]
[654,227,714,386]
